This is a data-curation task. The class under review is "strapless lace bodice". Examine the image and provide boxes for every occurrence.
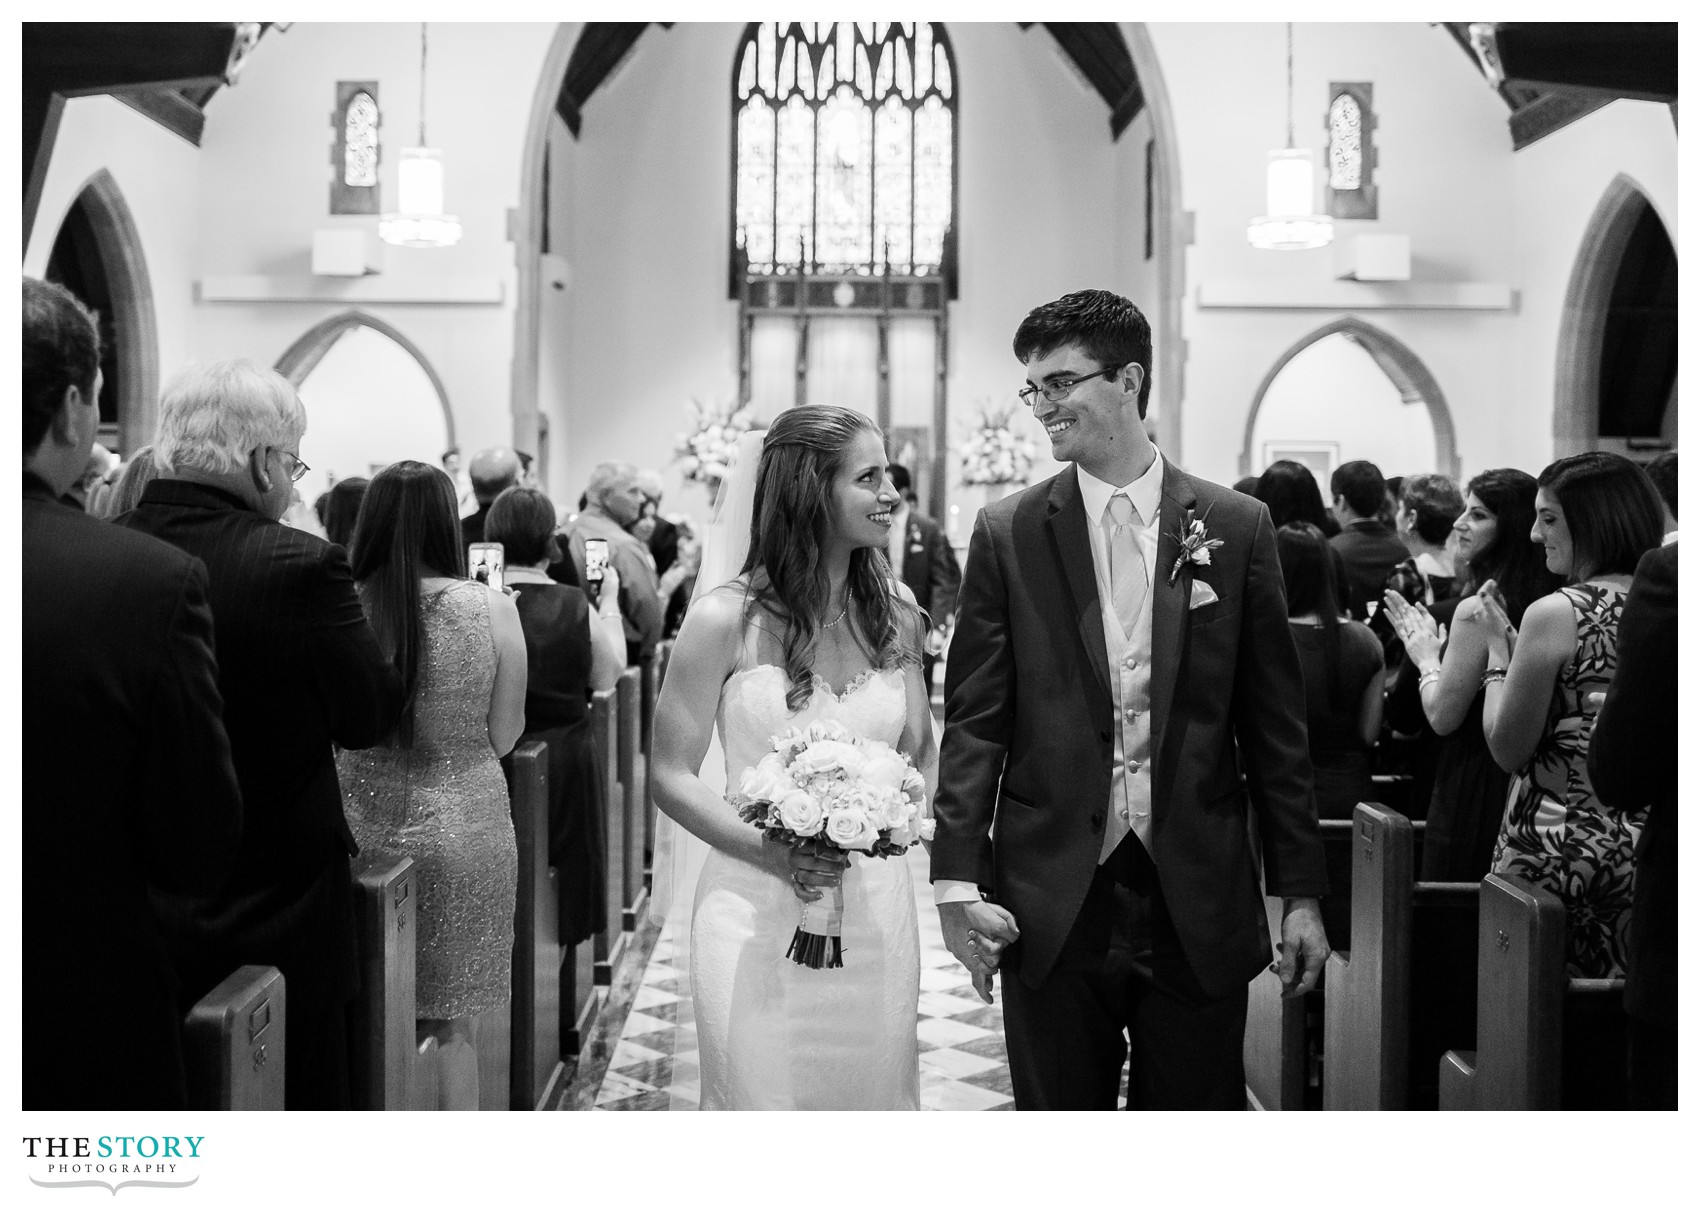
[691,661,919,1110]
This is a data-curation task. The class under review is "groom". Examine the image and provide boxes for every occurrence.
[932,289,1329,1110]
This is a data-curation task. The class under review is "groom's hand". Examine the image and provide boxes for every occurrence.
[938,900,1020,1004]
[1278,897,1329,999]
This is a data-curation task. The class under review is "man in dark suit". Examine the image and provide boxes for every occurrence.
[119,358,404,1110]
[1329,459,1408,620]
[22,278,243,1109]
[934,290,1328,1109]
[1587,540,1677,1110]
[886,462,960,696]
[460,445,522,548]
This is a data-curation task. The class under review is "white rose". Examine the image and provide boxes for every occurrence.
[917,818,936,842]
[860,748,908,792]
[792,739,863,777]
[739,752,793,804]
[878,790,912,831]
[825,805,880,851]
[901,769,926,799]
[777,790,826,836]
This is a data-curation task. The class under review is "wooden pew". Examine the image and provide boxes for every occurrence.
[591,686,625,986]
[412,1031,439,1110]
[1438,874,1629,1109]
[504,741,562,1109]
[182,966,285,1110]
[618,666,647,930]
[349,853,417,1110]
[1322,804,1476,1110]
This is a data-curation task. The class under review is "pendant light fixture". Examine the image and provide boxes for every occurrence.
[379,22,462,248]
[1247,23,1333,252]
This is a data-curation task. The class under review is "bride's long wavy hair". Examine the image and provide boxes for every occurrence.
[742,405,921,711]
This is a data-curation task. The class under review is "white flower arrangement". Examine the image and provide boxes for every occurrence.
[673,398,757,492]
[733,719,932,968]
[957,402,1039,487]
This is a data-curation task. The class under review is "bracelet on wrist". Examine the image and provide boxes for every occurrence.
[1418,669,1442,690]
[1481,666,1507,687]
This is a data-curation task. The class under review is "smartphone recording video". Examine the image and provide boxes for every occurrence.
[584,538,610,606]
[468,542,505,593]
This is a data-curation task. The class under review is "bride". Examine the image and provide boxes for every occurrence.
[650,404,936,1110]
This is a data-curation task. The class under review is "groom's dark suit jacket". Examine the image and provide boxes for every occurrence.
[933,461,1328,998]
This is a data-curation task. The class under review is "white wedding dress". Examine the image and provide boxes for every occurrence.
[691,663,921,1110]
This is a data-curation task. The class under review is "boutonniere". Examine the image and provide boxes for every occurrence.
[1168,506,1224,585]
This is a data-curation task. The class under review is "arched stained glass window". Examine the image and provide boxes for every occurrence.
[1324,82,1376,221]
[733,22,957,276]
[344,91,379,188]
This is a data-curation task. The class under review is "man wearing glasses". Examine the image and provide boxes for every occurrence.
[118,359,404,1110]
[933,289,1329,1109]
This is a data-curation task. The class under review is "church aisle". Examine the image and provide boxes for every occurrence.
[586,847,1066,1111]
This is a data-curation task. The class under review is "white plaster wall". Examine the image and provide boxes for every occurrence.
[185,22,553,461]
[25,94,205,400]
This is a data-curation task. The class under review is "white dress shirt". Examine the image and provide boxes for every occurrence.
[936,452,1165,906]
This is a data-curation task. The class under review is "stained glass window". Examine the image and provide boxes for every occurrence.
[344,91,379,187]
[1325,82,1376,221]
[733,22,956,276]
[1327,94,1361,191]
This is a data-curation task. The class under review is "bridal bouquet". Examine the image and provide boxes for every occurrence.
[732,719,932,969]
[674,398,757,494]
[957,402,1038,487]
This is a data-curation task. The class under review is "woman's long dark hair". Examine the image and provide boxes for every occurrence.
[1256,460,1338,535]
[1458,468,1561,626]
[349,460,466,746]
[323,476,369,549]
[743,405,921,711]
[1277,521,1349,707]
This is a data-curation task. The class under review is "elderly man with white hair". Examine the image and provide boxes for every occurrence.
[566,460,664,665]
[117,358,404,1111]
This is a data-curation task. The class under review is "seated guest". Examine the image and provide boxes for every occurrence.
[460,446,522,547]
[118,358,405,1109]
[486,486,625,950]
[1478,453,1664,978]
[1385,469,1560,881]
[338,462,528,1110]
[1644,449,1676,541]
[1277,522,1384,819]
[1373,472,1464,666]
[1329,459,1408,620]
[322,475,369,550]
[94,444,160,519]
[23,277,243,1110]
[1587,541,1677,1109]
[566,461,664,665]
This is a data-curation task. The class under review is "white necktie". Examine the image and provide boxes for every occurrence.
[1106,494,1146,636]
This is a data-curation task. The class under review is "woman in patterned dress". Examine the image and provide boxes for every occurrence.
[1478,452,1665,978]
[338,461,528,1108]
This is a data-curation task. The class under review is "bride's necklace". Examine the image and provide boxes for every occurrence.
[822,596,850,629]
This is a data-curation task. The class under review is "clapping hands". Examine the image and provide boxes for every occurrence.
[1382,589,1447,670]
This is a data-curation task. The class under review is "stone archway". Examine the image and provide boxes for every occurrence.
[274,309,456,448]
[1553,173,1673,457]
[52,169,159,454]
[1239,316,1459,481]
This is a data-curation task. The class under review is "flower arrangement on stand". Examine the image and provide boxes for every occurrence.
[957,402,1038,503]
[673,398,757,496]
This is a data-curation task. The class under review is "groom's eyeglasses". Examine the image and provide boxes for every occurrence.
[1018,364,1125,408]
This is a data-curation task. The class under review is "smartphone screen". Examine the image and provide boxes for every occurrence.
[468,542,505,593]
[583,538,610,607]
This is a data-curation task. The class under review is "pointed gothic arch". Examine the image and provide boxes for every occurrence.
[1239,316,1460,481]
[45,168,159,454]
[1553,173,1677,457]
[273,309,456,446]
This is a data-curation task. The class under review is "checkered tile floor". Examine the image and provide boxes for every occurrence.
[592,848,1130,1110]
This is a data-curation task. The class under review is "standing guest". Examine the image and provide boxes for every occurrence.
[1231,474,1261,497]
[443,445,477,519]
[566,461,665,665]
[1255,459,1340,536]
[1384,469,1560,881]
[93,444,160,519]
[887,461,961,697]
[1373,473,1464,668]
[1478,452,1664,978]
[65,439,116,509]
[118,358,405,1110]
[487,487,625,951]
[1277,523,1384,820]
[460,446,522,547]
[337,462,528,1109]
[1587,541,1677,1109]
[322,475,369,550]
[1329,459,1407,621]
[23,277,243,1110]
[1643,449,1676,540]
[934,289,1328,1110]
[635,468,680,577]
[661,516,702,638]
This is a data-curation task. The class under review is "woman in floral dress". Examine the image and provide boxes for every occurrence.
[1478,452,1665,978]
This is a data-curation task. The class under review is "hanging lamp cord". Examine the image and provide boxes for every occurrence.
[1284,22,1295,150]
[418,22,428,145]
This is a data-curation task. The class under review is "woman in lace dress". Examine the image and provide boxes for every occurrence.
[651,406,937,1110]
[337,461,528,1108]
[1478,453,1664,978]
